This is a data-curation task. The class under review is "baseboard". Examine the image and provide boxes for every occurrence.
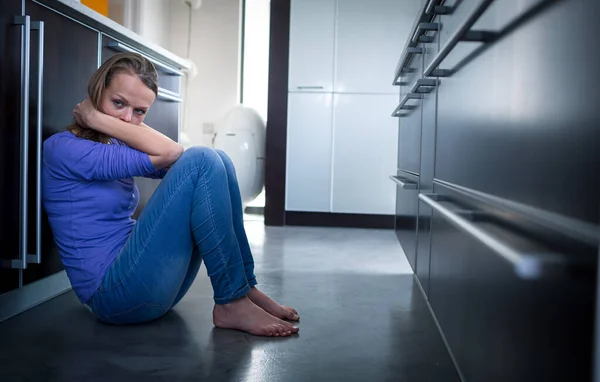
[0,271,72,323]
[244,206,265,215]
[285,211,395,229]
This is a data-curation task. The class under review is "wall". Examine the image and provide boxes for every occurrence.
[169,0,242,147]
[138,1,172,49]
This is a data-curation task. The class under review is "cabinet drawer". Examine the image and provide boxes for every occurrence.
[101,35,182,96]
[434,0,600,225]
[426,183,596,381]
[392,171,419,271]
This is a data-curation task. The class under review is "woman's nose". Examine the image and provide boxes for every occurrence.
[119,108,133,123]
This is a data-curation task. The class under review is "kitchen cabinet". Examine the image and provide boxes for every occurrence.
[0,0,189,321]
[0,0,25,296]
[101,35,183,219]
[285,92,333,212]
[426,183,596,382]
[0,0,100,291]
[393,171,419,272]
[334,0,421,94]
[331,93,398,214]
[392,0,600,379]
[434,0,600,225]
[288,0,336,93]
[22,0,101,287]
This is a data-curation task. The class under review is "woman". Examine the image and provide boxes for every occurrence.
[42,52,299,337]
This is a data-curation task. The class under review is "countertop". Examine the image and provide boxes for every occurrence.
[34,0,191,70]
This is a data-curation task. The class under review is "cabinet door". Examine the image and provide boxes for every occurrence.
[427,183,596,381]
[435,0,600,225]
[286,92,333,212]
[133,98,181,219]
[23,0,100,286]
[288,0,335,92]
[334,0,422,94]
[0,0,25,295]
[394,172,419,272]
[331,93,398,214]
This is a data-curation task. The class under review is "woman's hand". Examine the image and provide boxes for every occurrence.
[73,98,101,129]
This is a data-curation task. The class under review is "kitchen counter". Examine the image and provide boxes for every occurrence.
[34,0,191,70]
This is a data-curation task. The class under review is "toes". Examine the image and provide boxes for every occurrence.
[278,318,295,328]
[283,306,299,315]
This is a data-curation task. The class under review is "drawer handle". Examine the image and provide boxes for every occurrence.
[424,0,497,77]
[426,0,452,15]
[4,15,31,270]
[391,78,438,117]
[419,193,568,279]
[28,20,45,266]
[296,86,324,90]
[108,42,184,77]
[411,78,438,93]
[389,176,418,190]
[393,47,424,86]
[411,22,440,44]
[157,89,183,103]
[391,93,423,117]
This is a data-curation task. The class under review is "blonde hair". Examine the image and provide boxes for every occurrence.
[69,52,158,143]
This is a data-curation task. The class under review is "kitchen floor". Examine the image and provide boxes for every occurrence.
[0,223,459,382]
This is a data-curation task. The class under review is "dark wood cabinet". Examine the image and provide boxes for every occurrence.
[22,0,101,287]
[0,1,186,318]
[0,0,26,296]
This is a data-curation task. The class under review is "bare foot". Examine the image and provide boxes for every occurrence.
[213,296,299,337]
[248,287,300,321]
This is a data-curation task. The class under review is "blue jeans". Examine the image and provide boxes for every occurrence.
[87,147,257,325]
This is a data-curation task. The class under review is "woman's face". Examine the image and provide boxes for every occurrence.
[100,72,156,125]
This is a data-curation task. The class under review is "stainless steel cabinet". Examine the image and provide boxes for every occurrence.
[392,172,419,271]
[393,0,599,379]
[425,182,596,382]
[434,0,600,225]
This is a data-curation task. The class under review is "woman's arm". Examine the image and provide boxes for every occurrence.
[74,99,184,169]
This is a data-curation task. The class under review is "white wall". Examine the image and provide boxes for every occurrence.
[138,1,172,49]
[169,0,242,147]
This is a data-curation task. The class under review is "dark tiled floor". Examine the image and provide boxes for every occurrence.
[0,223,459,382]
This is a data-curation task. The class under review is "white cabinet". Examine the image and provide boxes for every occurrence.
[286,93,334,212]
[288,0,336,92]
[331,94,399,214]
[334,0,421,94]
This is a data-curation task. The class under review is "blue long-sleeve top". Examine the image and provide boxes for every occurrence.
[42,131,166,303]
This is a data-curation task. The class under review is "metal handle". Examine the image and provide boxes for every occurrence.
[157,89,183,103]
[14,16,31,270]
[391,92,423,117]
[27,21,44,265]
[108,42,184,76]
[296,86,324,90]
[411,78,438,93]
[425,0,452,15]
[424,0,496,77]
[389,176,418,190]
[419,193,568,279]
[411,22,440,44]
[393,47,424,86]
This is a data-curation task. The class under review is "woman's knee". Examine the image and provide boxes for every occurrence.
[179,146,224,171]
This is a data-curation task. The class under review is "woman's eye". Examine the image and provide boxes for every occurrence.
[113,100,123,107]
[135,109,146,116]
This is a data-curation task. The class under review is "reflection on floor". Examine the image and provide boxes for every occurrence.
[0,223,459,382]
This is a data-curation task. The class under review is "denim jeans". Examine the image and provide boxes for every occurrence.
[87,147,257,325]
